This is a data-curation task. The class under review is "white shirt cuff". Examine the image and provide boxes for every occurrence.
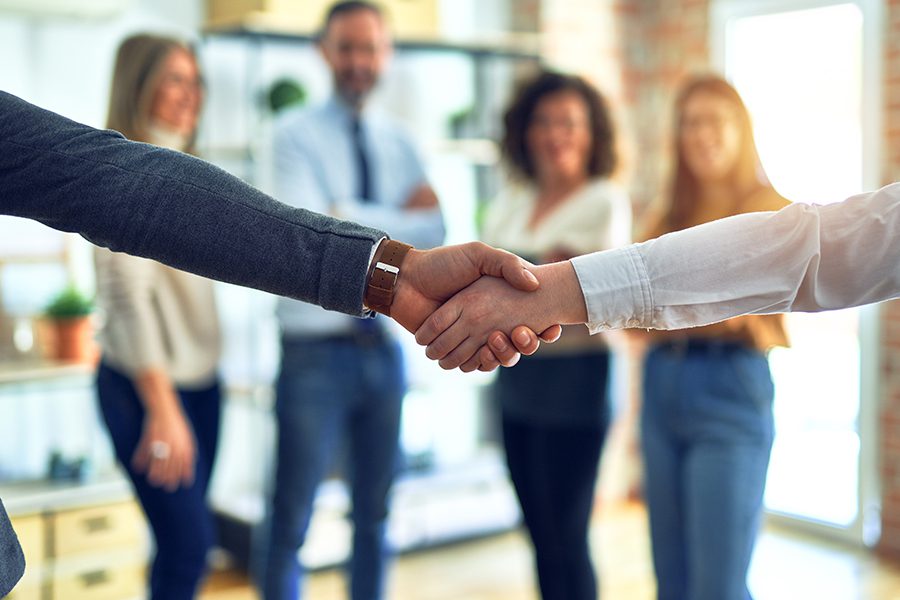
[570,245,652,333]
[360,237,388,317]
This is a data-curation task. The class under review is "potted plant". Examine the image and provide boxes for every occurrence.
[266,77,307,114]
[43,286,96,363]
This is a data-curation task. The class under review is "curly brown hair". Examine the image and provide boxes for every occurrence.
[501,70,617,182]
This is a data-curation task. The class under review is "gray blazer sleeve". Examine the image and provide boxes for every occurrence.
[0,91,385,316]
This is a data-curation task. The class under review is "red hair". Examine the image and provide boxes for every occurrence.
[665,75,771,232]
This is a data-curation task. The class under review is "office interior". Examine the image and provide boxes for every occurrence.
[1,0,899,598]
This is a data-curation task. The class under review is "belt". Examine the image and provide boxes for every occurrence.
[652,338,749,356]
[281,328,388,348]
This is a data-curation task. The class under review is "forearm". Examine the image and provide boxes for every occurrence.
[573,183,900,332]
[134,369,182,417]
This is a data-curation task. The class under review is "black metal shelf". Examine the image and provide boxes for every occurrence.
[203,24,542,61]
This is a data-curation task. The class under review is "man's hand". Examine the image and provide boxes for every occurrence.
[389,241,537,332]
[413,260,587,370]
[386,241,559,368]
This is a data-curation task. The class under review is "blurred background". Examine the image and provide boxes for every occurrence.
[0,0,898,598]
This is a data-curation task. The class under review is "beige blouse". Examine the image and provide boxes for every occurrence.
[94,250,221,388]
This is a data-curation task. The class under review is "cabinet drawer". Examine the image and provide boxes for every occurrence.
[51,561,144,600]
[52,502,144,558]
[9,514,46,599]
[10,514,45,568]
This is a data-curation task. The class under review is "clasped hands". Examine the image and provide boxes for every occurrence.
[382,241,588,372]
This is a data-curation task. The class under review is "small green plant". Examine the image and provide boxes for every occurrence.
[267,78,307,114]
[448,106,474,138]
[44,286,94,319]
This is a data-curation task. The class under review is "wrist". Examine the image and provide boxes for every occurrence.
[531,261,588,326]
[146,395,183,419]
[364,239,413,316]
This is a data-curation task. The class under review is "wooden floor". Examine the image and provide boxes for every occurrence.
[199,502,900,600]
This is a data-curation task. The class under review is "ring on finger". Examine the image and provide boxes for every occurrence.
[150,440,171,461]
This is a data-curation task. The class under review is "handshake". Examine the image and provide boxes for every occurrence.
[374,240,589,372]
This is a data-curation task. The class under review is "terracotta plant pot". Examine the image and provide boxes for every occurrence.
[46,316,97,364]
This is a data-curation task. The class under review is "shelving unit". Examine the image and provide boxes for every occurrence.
[198,25,541,193]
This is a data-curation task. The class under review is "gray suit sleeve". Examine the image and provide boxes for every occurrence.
[0,91,385,316]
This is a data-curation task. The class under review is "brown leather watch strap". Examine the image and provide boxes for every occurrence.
[364,240,412,317]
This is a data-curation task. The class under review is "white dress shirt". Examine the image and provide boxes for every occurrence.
[571,182,900,333]
[273,96,445,335]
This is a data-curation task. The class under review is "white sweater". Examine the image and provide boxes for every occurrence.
[482,177,631,353]
[94,249,221,387]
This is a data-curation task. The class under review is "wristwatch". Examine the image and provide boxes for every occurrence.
[364,240,412,317]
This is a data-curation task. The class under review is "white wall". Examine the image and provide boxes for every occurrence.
[0,0,201,127]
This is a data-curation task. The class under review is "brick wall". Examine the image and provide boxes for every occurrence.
[886,1,900,185]
[617,0,710,219]
[537,0,711,219]
[878,0,900,556]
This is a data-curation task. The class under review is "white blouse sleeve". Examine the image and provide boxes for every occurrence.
[571,182,900,333]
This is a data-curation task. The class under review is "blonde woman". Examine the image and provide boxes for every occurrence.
[94,34,220,600]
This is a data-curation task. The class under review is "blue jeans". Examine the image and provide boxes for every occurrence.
[258,335,405,600]
[641,342,774,600]
[96,361,221,600]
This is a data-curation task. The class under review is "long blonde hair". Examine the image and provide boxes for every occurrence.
[106,34,200,151]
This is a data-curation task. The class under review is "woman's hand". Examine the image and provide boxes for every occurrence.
[463,325,564,373]
[132,370,197,492]
[132,404,196,492]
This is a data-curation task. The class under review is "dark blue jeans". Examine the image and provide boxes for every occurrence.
[258,335,405,600]
[641,342,774,600]
[96,361,221,600]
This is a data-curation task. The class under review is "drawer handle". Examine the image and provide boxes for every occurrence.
[82,515,111,533]
[80,570,109,587]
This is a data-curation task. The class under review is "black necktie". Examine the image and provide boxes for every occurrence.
[351,116,372,203]
[350,115,381,336]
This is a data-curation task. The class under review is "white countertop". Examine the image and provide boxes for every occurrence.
[0,360,93,385]
[0,473,132,517]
